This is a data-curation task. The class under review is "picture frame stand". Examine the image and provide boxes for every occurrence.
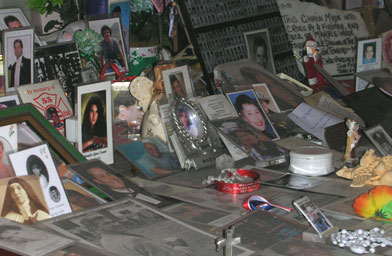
[170,96,224,170]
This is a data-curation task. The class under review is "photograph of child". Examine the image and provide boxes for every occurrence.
[116,137,181,179]
[226,89,279,140]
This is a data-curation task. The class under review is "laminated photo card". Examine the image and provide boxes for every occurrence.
[9,143,72,217]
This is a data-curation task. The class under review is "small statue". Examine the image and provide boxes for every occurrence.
[303,36,325,92]
[343,119,361,163]
[337,149,392,187]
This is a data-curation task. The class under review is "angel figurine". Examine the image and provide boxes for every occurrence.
[343,119,361,162]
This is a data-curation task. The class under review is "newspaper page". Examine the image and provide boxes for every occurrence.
[0,217,73,256]
[41,198,254,256]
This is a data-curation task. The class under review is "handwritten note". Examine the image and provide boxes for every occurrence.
[288,102,343,142]
[277,0,369,76]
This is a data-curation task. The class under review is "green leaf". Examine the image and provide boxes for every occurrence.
[380,201,392,219]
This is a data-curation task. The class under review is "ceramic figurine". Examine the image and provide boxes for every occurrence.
[337,149,392,187]
[343,119,361,163]
[303,36,325,92]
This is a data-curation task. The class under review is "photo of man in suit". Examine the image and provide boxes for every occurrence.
[9,39,31,87]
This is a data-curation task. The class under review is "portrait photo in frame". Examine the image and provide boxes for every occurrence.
[226,89,280,140]
[77,81,113,164]
[3,27,34,94]
[116,137,181,180]
[88,17,128,75]
[0,94,20,109]
[162,65,194,100]
[9,143,72,217]
[170,96,224,170]
[252,83,281,114]
[364,125,392,156]
[293,196,335,238]
[0,8,44,46]
[356,38,382,91]
[244,28,276,74]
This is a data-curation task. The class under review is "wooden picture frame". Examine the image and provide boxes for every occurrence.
[364,125,392,156]
[3,27,34,94]
[0,103,85,164]
[244,28,276,74]
[77,81,114,164]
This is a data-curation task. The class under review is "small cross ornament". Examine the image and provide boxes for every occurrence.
[215,226,241,256]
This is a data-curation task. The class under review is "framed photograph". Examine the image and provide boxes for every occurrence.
[226,89,280,140]
[357,38,382,69]
[34,42,83,104]
[17,80,73,136]
[0,104,85,164]
[112,81,145,145]
[293,196,334,238]
[244,28,276,74]
[364,125,392,156]
[116,137,181,180]
[9,143,72,217]
[109,0,130,54]
[62,179,107,211]
[356,38,382,91]
[77,80,114,164]
[0,175,50,224]
[211,117,287,167]
[88,17,128,75]
[169,96,224,170]
[3,27,34,94]
[252,83,281,114]
[67,159,162,207]
[0,8,44,46]
[0,216,73,256]
[0,124,17,178]
[0,94,20,109]
[162,65,194,100]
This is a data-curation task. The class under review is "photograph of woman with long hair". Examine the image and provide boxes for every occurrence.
[1,177,50,224]
[178,104,198,137]
[81,93,108,152]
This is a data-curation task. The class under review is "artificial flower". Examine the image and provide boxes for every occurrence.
[353,185,392,219]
